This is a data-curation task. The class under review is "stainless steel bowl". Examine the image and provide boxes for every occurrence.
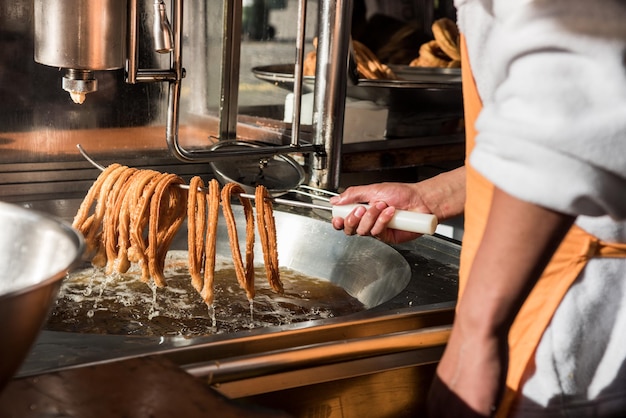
[0,201,84,391]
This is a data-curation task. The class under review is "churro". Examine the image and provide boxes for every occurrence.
[221,182,256,300]
[255,185,283,293]
[202,179,221,305]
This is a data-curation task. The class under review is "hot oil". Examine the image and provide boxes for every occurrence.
[45,251,365,337]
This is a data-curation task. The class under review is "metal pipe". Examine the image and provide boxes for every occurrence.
[290,0,308,147]
[126,0,139,84]
[308,0,353,191]
[184,325,451,383]
[153,0,174,53]
[159,0,316,162]
[219,0,243,141]
[127,0,178,84]
[127,0,323,162]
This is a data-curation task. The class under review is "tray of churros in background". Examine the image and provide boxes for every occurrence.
[251,63,460,88]
[251,63,461,106]
[252,17,462,105]
[252,18,464,138]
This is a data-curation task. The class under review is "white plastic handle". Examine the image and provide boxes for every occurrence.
[332,204,438,235]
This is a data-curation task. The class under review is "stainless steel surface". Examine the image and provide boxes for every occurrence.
[153,0,174,54]
[0,201,84,391]
[220,0,243,141]
[33,0,128,70]
[12,197,458,380]
[289,0,308,147]
[309,0,353,191]
[34,0,128,102]
[184,325,450,383]
[252,63,462,95]
[252,63,463,121]
[390,64,462,83]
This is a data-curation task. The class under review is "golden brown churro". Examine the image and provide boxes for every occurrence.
[303,37,396,80]
[221,182,256,300]
[410,18,461,68]
[148,173,186,287]
[104,168,138,274]
[352,40,397,80]
[187,176,206,293]
[202,179,221,305]
[75,163,285,310]
[88,165,128,267]
[255,185,283,293]
[432,17,460,62]
[128,170,161,282]
[73,163,122,253]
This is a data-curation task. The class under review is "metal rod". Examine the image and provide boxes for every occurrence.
[308,0,353,191]
[77,144,105,171]
[184,325,451,383]
[241,194,332,212]
[126,0,319,162]
[126,0,139,84]
[220,0,243,141]
[290,0,308,147]
[76,144,331,212]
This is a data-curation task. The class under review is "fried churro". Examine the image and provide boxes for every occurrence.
[255,185,283,293]
[187,176,207,293]
[221,182,256,300]
[202,179,221,305]
[75,164,285,308]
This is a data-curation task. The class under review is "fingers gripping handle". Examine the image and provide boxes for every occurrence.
[332,204,438,235]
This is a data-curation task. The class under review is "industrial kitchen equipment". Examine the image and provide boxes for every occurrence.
[0,201,83,391]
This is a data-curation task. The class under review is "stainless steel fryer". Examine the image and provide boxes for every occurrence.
[13,196,458,416]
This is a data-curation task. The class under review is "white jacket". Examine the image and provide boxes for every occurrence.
[455,0,626,415]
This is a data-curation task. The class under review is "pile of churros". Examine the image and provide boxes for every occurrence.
[73,164,282,306]
[303,38,397,80]
[410,18,461,69]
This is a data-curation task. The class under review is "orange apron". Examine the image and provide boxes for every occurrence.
[458,36,626,416]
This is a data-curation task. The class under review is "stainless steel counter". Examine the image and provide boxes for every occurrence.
[10,196,458,417]
[14,195,459,375]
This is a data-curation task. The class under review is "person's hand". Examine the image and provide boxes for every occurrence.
[329,167,466,244]
[329,182,425,244]
[427,318,507,417]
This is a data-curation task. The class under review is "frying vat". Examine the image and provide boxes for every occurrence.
[46,204,412,337]
[217,205,411,309]
[13,198,458,416]
[0,201,83,391]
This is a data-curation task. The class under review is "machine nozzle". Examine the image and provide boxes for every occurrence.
[153,0,174,53]
[62,69,98,105]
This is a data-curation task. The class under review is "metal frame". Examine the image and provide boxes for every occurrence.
[125,0,354,191]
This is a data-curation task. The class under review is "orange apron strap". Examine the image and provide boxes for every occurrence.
[498,226,626,417]
[458,35,494,298]
[497,225,592,416]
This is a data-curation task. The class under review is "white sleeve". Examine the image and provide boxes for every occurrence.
[467,0,626,219]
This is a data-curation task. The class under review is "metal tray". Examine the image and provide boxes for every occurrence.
[252,64,462,106]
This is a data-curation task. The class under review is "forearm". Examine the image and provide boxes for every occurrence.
[416,166,466,221]
[458,187,575,338]
[433,187,575,415]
